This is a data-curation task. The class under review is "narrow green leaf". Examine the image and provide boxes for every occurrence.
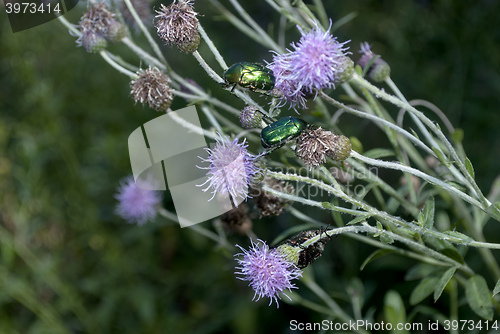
[380,232,394,245]
[417,197,435,229]
[465,157,475,179]
[321,202,335,210]
[432,147,450,167]
[443,230,473,243]
[405,264,440,281]
[363,148,395,159]
[410,276,439,305]
[360,249,395,270]
[410,128,420,140]
[466,275,494,320]
[346,214,371,225]
[434,267,456,302]
[361,55,380,77]
[445,180,467,192]
[493,278,500,297]
[384,290,407,327]
[422,235,464,264]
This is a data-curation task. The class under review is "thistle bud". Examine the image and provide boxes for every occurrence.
[106,19,127,43]
[130,67,173,112]
[81,30,107,53]
[154,0,200,53]
[275,229,331,268]
[358,42,391,82]
[328,134,351,161]
[239,106,263,129]
[250,177,294,217]
[295,128,352,168]
[334,56,355,84]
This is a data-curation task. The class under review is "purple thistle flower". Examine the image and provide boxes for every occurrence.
[198,135,262,207]
[268,24,351,109]
[235,239,303,307]
[115,176,163,225]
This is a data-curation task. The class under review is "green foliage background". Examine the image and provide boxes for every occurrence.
[1,0,499,333]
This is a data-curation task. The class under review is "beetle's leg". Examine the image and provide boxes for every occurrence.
[261,142,286,156]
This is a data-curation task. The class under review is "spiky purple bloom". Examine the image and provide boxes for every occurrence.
[235,240,302,307]
[198,135,261,207]
[115,177,163,225]
[268,24,351,109]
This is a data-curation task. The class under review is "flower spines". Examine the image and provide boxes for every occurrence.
[268,24,353,109]
[198,136,263,207]
[130,66,173,112]
[115,176,163,225]
[235,239,302,307]
[154,0,200,53]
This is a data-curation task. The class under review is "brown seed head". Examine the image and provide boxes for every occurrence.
[154,0,200,52]
[251,177,294,217]
[130,67,173,112]
[296,128,352,168]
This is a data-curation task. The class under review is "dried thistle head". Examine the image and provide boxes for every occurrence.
[121,0,153,31]
[79,2,115,34]
[251,177,294,217]
[220,203,253,235]
[77,2,126,52]
[154,0,200,53]
[295,127,351,168]
[130,67,173,112]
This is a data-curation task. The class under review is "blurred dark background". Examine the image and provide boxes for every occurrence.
[1,0,499,333]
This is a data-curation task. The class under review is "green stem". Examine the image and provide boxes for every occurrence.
[350,151,482,209]
[198,24,228,70]
[228,0,283,52]
[99,51,136,77]
[123,0,168,66]
[352,74,490,208]
[266,170,500,251]
[301,273,369,334]
[320,92,435,157]
[346,158,420,217]
[122,37,166,71]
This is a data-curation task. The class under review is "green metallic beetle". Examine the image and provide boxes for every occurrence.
[261,116,309,155]
[222,62,275,94]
